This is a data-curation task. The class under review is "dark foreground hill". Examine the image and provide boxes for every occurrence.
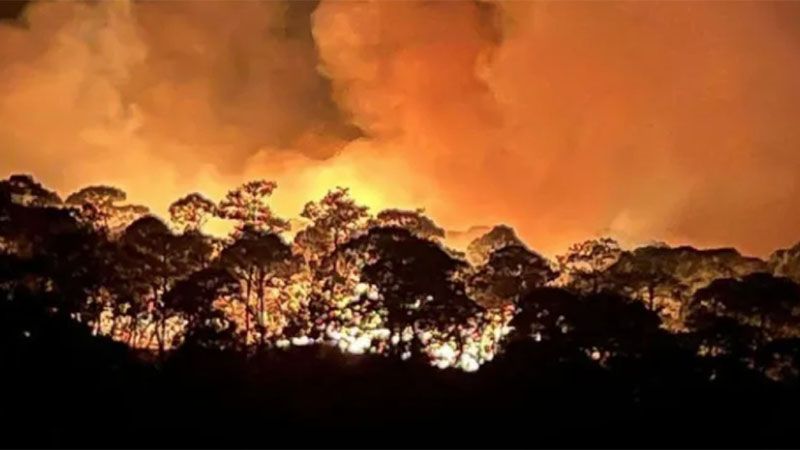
[2,296,798,449]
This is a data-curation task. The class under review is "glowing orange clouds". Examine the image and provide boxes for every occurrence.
[2,1,800,256]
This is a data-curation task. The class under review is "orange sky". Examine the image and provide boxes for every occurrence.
[1,0,799,256]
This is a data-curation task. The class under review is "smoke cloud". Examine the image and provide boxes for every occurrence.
[2,0,799,256]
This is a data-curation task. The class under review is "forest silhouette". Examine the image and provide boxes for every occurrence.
[3,173,800,447]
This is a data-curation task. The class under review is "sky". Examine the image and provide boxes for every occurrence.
[1,0,799,257]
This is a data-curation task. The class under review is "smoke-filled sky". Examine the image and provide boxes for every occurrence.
[1,0,799,256]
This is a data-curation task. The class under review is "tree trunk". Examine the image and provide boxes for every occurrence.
[332,232,342,277]
[244,268,253,347]
[453,328,465,367]
[109,316,119,339]
[146,322,159,351]
[127,319,137,346]
[161,316,167,352]
[153,294,165,357]
[257,268,266,346]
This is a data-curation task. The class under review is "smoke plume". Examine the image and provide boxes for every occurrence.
[2,0,800,256]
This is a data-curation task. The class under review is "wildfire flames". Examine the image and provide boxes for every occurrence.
[92,283,514,373]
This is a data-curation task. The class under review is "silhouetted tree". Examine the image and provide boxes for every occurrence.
[466,225,525,265]
[0,179,120,335]
[608,246,767,329]
[370,208,445,241]
[577,291,664,364]
[0,174,61,207]
[294,187,370,266]
[511,287,662,366]
[609,249,682,312]
[508,287,583,343]
[219,229,294,346]
[557,237,622,294]
[66,185,148,234]
[164,267,240,349]
[217,180,289,236]
[0,197,82,258]
[169,193,217,233]
[343,227,483,360]
[770,242,800,283]
[38,227,117,330]
[689,273,800,341]
[118,216,210,352]
[293,188,370,337]
[754,338,800,381]
[468,244,557,307]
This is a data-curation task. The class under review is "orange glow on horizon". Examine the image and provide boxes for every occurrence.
[2,0,800,257]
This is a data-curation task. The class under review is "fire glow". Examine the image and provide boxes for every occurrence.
[1,0,800,258]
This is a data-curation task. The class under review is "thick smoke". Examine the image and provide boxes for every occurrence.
[0,0,357,215]
[2,0,800,256]
[312,0,800,255]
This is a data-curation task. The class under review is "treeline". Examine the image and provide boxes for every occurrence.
[4,173,800,446]
[2,173,800,375]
